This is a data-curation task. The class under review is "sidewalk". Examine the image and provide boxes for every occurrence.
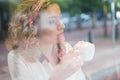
[83,39,120,80]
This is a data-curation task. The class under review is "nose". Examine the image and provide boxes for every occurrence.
[56,20,65,31]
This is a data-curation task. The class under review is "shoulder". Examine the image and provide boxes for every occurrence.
[8,50,21,59]
[8,51,32,80]
[8,50,25,64]
[8,48,42,63]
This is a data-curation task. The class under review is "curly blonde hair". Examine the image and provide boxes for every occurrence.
[6,0,57,51]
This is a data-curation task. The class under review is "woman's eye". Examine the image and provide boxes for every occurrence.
[48,19,56,25]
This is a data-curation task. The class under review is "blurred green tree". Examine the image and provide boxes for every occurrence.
[80,0,103,28]
[58,0,82,16]
[115,0,120,11]
[58,0,103,28]
[58,0,112,37]
[57,0,82,30]
[102,0,110,37]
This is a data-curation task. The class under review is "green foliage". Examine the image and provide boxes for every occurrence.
[57,0,103,16]
[115,0,120,10]
[57,0,81,16]
[0,2,10,10]
[80,0,103,12]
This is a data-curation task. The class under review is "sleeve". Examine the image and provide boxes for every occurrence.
[8,51,31,80]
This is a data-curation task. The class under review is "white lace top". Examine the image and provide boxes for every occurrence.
[8,42,94,80]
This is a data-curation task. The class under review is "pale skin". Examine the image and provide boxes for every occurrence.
[34,4,83,80]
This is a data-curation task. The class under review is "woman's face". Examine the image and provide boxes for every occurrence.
[38,4,65,44]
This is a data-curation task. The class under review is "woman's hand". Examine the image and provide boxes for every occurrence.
[49,49,83,80]
[49,41,95,80]
[61,47,83,63]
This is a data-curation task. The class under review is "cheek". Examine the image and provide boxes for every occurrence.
[43,28,58,36]
[48,30,58,42]
[41,29,58,43]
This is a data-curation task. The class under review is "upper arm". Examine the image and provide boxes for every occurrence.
[8,51,30,80]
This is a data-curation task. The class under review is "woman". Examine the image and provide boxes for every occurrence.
[7,0,95,80]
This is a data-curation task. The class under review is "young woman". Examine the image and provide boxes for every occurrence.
[7,0,95,80]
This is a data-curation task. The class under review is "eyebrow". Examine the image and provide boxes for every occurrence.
[48,14,61,19]
[48,16,56,19]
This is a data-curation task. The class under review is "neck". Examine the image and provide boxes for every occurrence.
[40,43,54,56]
[39,42,59,65]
